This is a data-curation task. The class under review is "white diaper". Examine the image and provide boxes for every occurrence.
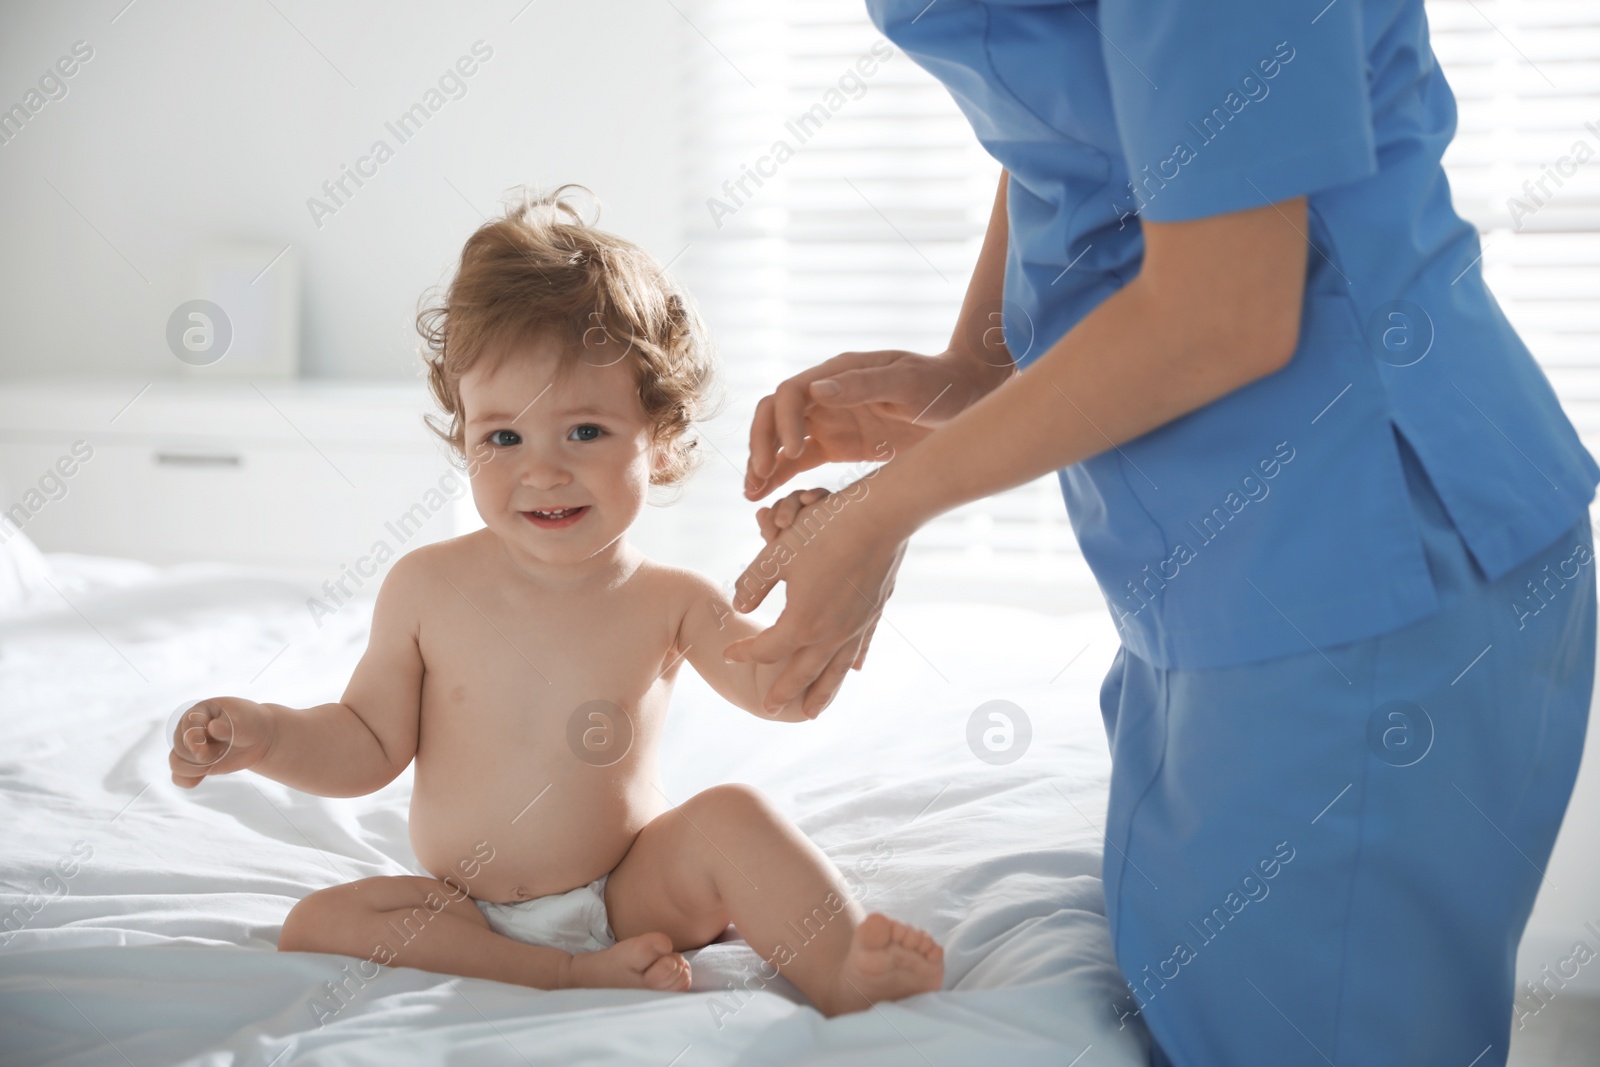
[474,875,616,955]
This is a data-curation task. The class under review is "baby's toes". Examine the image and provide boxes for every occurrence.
[900,924,937,959]
[857,912,893,952]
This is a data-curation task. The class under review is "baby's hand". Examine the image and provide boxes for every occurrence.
[167,697,275,789]
[756,487,831,544]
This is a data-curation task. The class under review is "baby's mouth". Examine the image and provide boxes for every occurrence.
[521,506,590,529]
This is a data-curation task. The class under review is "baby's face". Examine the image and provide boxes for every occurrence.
[459,334,660,572]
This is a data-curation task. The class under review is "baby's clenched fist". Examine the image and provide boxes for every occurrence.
[168,697,275,789]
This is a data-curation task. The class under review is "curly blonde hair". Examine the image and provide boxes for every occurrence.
[417,184,717,487]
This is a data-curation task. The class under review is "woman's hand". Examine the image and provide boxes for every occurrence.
[727,477,908,716]
[737,344,1011,703]
[744,347,1013,500]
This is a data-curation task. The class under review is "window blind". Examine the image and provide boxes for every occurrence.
[677,0,1095,612]
[1429,0,1600,437]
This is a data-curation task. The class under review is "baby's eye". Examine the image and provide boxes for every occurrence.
[488,429,521,447]
[568,424,603,442]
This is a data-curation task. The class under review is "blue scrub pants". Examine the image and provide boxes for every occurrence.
[1099,428,1596,1067]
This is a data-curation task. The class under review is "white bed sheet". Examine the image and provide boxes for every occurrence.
[0,555,1150,1066]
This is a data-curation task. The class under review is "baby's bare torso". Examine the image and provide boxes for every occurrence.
[406,534,689,903]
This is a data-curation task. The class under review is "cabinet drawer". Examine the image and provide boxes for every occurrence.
[1,437,467,572]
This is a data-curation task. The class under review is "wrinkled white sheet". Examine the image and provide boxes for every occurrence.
[0,555,1148,1066]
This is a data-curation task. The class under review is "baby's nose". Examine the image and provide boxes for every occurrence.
[517,451,571,488]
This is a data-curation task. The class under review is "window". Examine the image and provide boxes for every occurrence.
[676,0,1094,612]
[1428,0,1600,439]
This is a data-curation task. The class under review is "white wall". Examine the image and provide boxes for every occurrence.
[0,0,685,381]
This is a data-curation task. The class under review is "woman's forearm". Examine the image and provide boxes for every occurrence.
[946,171,1017,383]
[867,201,1308,540]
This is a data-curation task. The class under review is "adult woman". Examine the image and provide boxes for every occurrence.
[723,1,1599,1064]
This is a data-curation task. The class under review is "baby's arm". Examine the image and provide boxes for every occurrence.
[170,552,426,797]
[675,571,811,722]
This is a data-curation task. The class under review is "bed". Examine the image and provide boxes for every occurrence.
[0,547,1150,1066]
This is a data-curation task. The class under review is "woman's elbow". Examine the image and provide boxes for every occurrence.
[1239,291,1303,380]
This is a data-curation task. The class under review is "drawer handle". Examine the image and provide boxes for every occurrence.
[154,452,242,468]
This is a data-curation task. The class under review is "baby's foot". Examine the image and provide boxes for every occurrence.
[568,932,691,992]
[828,913,944,1016]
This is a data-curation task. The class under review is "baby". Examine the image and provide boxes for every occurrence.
[167,185,943,1016]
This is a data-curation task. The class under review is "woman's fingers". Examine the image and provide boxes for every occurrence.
[731,476,906,721]
[746,406,829,499]
[730,567,776,614]
[747,440,829,500]
[746,392,780,487]
[803,640,861,717]
[852,615,880,670]
[746,350,910,497]
[807,362,915,409]
[770,373,817,466]
[722,625,794,667]
[759,640,845,715]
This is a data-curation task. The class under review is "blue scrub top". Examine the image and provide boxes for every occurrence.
[866,0,1600,669]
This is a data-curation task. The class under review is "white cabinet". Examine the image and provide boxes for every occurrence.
[0,379,480,576]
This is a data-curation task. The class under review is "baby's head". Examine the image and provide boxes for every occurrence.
[419,184,716,565]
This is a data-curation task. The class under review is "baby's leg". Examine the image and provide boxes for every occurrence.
[605,784,942,1016]
[279,875,690,992]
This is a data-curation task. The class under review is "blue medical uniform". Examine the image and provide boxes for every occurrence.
[862,0,1600,1062]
